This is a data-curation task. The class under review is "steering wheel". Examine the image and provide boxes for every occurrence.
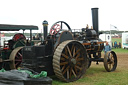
[49,21,72,35]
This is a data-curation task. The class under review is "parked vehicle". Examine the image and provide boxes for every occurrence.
[122,32,128,49]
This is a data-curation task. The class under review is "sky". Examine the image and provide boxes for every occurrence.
[0,0,128,33]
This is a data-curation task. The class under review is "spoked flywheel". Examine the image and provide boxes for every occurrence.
[104,51,117,72]
[9,47,23,69]
[53,40,88,82]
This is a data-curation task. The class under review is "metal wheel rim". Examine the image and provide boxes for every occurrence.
[104,51,117,72]
[53,40,87,82]
[9,47,23,69]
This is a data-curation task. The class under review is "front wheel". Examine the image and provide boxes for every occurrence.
[104,51,117,72]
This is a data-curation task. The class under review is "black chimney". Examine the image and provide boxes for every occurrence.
[42,20,48,40]
[91,8,99,38]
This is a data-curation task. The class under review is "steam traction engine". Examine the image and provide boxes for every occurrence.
[22,8,117,82]
[0,25,38,70]
[0,8,117,82]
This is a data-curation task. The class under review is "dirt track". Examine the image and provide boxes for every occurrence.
[116,53,128,69]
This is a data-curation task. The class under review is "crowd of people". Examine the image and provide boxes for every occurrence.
[112,41,121,48]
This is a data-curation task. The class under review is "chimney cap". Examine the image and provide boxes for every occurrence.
[91,8,99,10]
[42,20,48,25]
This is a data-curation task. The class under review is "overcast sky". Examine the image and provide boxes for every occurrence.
[0,0,127,33]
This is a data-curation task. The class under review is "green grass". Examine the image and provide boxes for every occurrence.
[112,38,121,43]
[112,48,128,53]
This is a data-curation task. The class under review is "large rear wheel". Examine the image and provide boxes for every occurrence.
[53,40,88,82]
[9,47,23,69]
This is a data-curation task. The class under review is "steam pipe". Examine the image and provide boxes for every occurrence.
[91,8,99,38]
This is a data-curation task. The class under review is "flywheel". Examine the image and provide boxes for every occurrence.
[53,40,88,82]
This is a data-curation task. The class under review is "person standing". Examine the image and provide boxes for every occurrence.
[119,42,121,48]
[114,41,117,48]
[104,42,111,53]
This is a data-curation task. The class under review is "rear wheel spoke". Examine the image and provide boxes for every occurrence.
[69,67,72,79]
[62,53,69,59]
[65,48,68,56]
[76,65,82,71]
[61,65,65,71]
[74,49,80,57]
[73,47,76,57]
[75,53,80,60]
[72,69,77,78]
[67,69,69,79]
[77,57,84,61]
[71,44,74,53]
[67,46,72,58]
[74,65,78,74]
[60,62,68,65]
[62,66,70,75]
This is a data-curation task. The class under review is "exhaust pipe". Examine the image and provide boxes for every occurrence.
[91,8,99,38]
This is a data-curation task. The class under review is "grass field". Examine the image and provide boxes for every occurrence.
[52,38,128,85]
[112,48,128,53]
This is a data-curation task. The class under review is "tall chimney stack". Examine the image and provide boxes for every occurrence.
[91,8,99,38]
[42,20,48,40]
